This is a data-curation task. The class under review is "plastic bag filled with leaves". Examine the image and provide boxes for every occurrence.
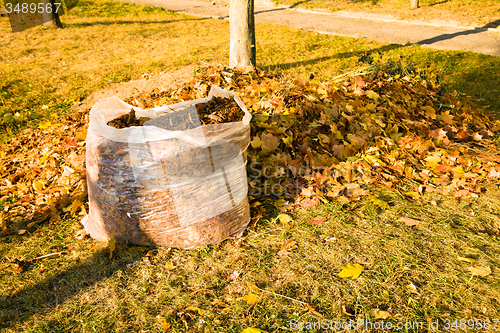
[81,86,252,249]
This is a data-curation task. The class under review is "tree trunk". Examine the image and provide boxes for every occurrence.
[229,0,256,70]
[411,0,419,9]
[50,0,63,28]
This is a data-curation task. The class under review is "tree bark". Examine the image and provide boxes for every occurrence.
[411,0,419,9]
[49,0,63,28]
[229,0,256,70]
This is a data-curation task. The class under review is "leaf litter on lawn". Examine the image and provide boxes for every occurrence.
[1,64,500,236]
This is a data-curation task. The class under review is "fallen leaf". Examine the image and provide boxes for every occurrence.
[260,132,280,154]
[277,213,293,225]
[241,328,268,333]
[338,263,364,279]
[369,309,391,319]
[306,303,324,318]
[406,282,418,294]
[63,137,78,148]
[185,306,204,315]
[242,292,261,305]
[33,180,44,192]
[308,216,327,225]
[165,262,176,270]
[454,189,471,198]
[278,239,298,255]
[368,196,388,209]
[436,164,453,173]
[457,256,475,264]
[246,283,260,293]
[108,238,116,259]
[365,90,380,101]
[398,217,420,226]
[75,229,88,240]
[227,270,240,281]
[467,266,491,277]
[157,315,170,330]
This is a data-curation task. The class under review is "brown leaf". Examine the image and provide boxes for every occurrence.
[398,217,420,226]
[308,216,327,225]
[278,239,298,256]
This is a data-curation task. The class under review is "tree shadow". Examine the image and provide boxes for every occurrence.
[416,19,500,46]
[0,247,139,329]
[260,41,499,116]
[261,43,404,71]
[254,0,311,15]
[428,0,450,6]
[67,17,208,27]
[289,1,312,9]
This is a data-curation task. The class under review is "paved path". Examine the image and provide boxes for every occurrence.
[124,0,500,56]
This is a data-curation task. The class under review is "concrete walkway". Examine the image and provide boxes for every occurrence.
[124,0,500,56]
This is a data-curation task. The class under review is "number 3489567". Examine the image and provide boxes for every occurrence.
[5,2,62,14]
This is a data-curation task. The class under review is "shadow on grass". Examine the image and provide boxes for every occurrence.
[67,17,208,27]
[261,43,404,70]
[261,42,500,117]
[416,19,500,46]
[428,0,449,6]
[0,247,137,329]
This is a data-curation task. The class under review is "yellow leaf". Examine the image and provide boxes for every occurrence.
[369,309,392,319]
[186,306,204,315]
[338,263,364,279]
[76,128,87,142]
[250,136,263,149]
[243,292,261,305]
[403,191,420,200]
[317,88,327,96]
[0,151,5,158]
[467,266,491,277]
[38,121,53,129]
[282,135,293,145]
[423,105,436,119]
[63,199,83,215]
[242,328,268,333]
[39,154,49,165]
[273,198,286,208]
[108,238,116,259]
[38,121,62,130]
[33,180,44,191]
[246,282,260,293]
[457,256,475,264]
[368,196,388,209]
[365,90,380,101]
[277,213,293,225]
[165,262,176,270]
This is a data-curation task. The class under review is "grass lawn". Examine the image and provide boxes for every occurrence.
[1,0,500,332]
[271,0,500,27]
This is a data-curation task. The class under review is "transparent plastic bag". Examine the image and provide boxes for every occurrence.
[81,86,251,249]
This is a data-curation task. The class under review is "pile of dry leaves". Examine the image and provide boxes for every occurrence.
[1,65,500,236]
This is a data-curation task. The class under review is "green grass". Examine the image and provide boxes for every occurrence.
[1,0,500,331]
[272,0,500,27]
